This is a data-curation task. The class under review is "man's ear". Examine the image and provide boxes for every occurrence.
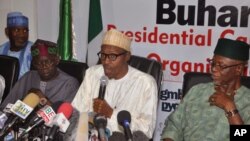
[237,64,246,76]
[5,28,9,38]
[125,52,131,62]
[54,55,60,65]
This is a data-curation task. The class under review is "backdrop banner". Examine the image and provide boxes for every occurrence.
[37,0,250,140]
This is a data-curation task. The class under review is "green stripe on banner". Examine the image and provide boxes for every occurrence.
[88,0,103,43]
[57,0,72,61]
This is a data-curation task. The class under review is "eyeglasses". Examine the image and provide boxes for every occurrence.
[97,52,127,61]
[208,59,244,71]
[33,59,54,69]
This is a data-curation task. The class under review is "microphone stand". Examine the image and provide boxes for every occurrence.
[13,124,19,141]
[41,125,46,141]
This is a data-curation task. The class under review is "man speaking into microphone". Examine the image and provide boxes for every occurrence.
[72,29,158,139]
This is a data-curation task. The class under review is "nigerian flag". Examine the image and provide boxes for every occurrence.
[57,0,73,61]
[87,0,103,66]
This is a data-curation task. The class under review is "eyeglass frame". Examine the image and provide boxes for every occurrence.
[97,51,127,61]
[208,59,245,71]
[32,59,55,69]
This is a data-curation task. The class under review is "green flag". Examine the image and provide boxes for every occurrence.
[87,0,103,66]
[57,0,72,61]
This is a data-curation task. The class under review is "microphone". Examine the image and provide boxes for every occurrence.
[18,101,63,138]
[0,88,50,130]
[28,88,52,107]
[10,92,41,120]
[109,132,126,141]
[117,110,133,141]
[93,114,108,141]
[0,111,8,130]
[0,93,40,137]
[108,131,149,141]
[0,104,13,129]
[132,131,150,141]
[98,75,108,100]
[46,102,73,141]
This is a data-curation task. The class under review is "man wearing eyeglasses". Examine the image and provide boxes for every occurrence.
[72,29,158,140]
[0,12,33,79]
[0,39,79,108]
[0,39,80,141]
[161,38,250,141]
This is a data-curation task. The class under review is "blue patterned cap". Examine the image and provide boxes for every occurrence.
[7,12,28,27]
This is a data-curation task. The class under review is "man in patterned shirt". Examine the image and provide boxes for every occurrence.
[161,38,250,141]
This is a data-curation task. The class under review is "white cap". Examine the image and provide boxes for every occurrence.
[102,29,132,52]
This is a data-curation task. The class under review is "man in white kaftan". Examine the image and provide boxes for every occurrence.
[72,29,158,139]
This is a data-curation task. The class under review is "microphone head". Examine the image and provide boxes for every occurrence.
[117,110,131,126]
[100,75,108,86]
[94,114,107,128]
[22,93,40,108]
[57,102,73,119]
[28,88,52,106]
[109,131,126,141]
[28,88,43,97]
[132,131,149,141]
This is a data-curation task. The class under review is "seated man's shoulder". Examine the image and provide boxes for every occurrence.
[0,42,8,53]
[85,64,103,76]
[19,70,39,79]
[88,64,102,71]
[24,41,34,51]
[59,69,79,82]
[130,66,155,81]
[26,41,34,47]
[192,82,213,90]
[184,82,213,98]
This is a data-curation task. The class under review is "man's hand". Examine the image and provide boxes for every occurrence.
[209,85,236,111]
[93,98,113,118]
